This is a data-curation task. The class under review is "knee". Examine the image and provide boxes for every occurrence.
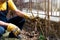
[18,16,25,23]
[19,18,25,23]
[22,18,25,23]
[0,27,5,37]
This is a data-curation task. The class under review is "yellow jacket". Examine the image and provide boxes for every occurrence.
[0,0,17,11]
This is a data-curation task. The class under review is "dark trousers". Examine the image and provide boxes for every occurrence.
[8,16,25,30]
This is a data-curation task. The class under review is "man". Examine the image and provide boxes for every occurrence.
[0,0,34,38]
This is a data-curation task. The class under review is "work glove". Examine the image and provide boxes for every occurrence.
[24,13,35,20]
[7,23,21,36]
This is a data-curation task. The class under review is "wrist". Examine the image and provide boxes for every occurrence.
[0,21,10,27]
[4,23,10,27]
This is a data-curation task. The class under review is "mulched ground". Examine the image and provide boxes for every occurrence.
[1,17,60,40]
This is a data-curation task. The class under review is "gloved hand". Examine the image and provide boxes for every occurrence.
[7,23,21,36]
[24,13,35,20]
